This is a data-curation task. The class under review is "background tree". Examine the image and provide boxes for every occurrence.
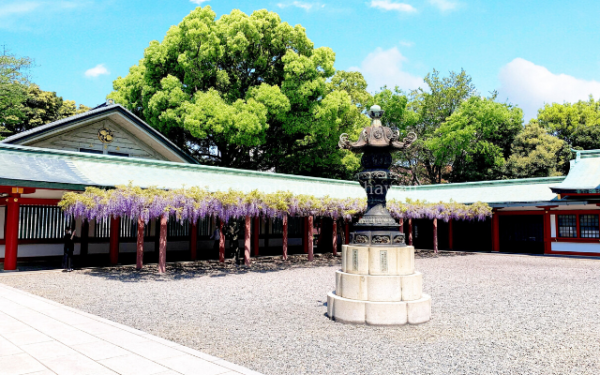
[109,6,364,178]
[10,84,90,135]
[404,69,476,184]
[0,53,32,139]
[370,86,420,185]
[427,96,523,182]
[536,97,600,145]
[503,122,568,178]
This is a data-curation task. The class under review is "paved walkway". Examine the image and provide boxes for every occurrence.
[0,283,263,375]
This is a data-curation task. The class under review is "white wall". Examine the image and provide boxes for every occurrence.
[551,242,600,253]
[16,244,81,257]
[0,206,5,240]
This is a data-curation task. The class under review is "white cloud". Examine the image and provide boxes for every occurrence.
[190,0,210,4]
[85,64,110,78]
[399,40,414,47]
[428,0,458,11]
[350,47,424,92]
[0,1,42,17]
[369,0,417,13]
[498,58,600,121]
[276,1,324,11]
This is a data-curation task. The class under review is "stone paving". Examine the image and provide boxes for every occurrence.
[0,282,263,375]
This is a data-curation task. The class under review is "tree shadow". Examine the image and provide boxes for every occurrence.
[78,253,343,282]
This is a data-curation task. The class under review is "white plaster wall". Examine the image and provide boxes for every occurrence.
[551,242,600,253]
[0,206,5,239]
[17,244,81,257]
[550,215,556,237]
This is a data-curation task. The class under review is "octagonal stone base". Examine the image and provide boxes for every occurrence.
[327,291,431,325]
[327,244,431,326]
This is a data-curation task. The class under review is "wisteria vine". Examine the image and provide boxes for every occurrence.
[58,184,492,224]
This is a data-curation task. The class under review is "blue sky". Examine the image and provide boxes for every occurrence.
[2,0,600,120]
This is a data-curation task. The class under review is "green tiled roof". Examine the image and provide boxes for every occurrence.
[0,143,566,204]
[552,153,600,193]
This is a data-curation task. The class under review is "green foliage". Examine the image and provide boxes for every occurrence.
[536,97,600,145]
[109,6,365,178]
[402,69,477,184]
[503,122,568,178]
[428,96,523,182]
[9,84,90,135]
[0,53,32,139]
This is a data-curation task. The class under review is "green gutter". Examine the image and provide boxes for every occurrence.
[0,178,87,191]
[390,176,565,191]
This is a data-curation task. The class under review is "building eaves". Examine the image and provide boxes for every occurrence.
[1,104,198,165]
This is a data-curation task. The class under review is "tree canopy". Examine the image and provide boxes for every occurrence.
[503,122,568,178]
[0,52,89,140]
[109,6,365,178]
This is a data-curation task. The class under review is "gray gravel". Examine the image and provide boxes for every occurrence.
[2,252,600,375]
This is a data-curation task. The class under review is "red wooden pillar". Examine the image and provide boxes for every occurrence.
[543,210,552,254]
[433,218,438,254]
[448,219,454,250]
[344,221,350,245]
[190,220,197,261]
[399,218,404,233]
[244,216,251,266]
[332,220,338,256]
[491,211,500,252]
[303,217,309,254]
[408,219,413,246]
[253,217,260,257]
[136,218,144,270]
[158,215,167,273]
[308,216,314,261]
[219,220,225,263]
[282,215,288,261]
[109,216,120,265]
[3,197,20,271]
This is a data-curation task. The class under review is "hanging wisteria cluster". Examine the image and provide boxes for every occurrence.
[59,184,492,224]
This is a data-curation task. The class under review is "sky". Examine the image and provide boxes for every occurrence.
[2,0,600,121]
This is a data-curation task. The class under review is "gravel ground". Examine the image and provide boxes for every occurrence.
[2,252,600,375]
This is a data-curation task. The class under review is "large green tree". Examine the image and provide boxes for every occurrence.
[427,96,523,182]
[9,84,90,135]
[0,53,32,139]
[536,97,600,145]
[503,122,568,178]
[109,6,363,178]
[391,69,476,184]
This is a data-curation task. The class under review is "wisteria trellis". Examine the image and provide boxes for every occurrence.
[58,184,492,224]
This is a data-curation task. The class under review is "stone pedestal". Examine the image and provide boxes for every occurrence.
[327,244,431,325]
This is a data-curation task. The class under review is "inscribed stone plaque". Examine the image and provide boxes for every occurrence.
[380,250,388,272]
[353,249,358,271]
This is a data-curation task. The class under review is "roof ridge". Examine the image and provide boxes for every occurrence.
[0,143,363,186]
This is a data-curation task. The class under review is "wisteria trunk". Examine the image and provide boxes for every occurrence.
[308,216,314,261]
[433,218,438,254]
[136,217,144,270]
[408,219,413,246]
[158,215,167,273]
[244,216,251,266]
[332,220,338,256]
[282,215,288,261]
[219,220,225,263]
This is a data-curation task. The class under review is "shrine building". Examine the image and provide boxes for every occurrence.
[1,102,600,270]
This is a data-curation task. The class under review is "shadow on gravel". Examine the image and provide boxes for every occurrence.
[74,249,475,282]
